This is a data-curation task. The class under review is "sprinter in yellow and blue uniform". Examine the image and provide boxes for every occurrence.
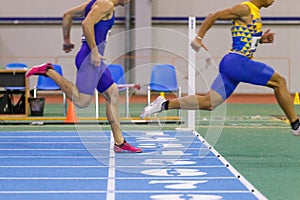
[230,1,263,58]
[141,0,300,136]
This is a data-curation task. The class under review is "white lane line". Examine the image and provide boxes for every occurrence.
[116,190,255,194]
[0,191,106,194]
[0,156,110,159]
[0,147,212,150]
[0,190,257,194]
[0,177,237,180]
[0,141,108,144]
[0,177,106,180]
[193,131,268,200]
[0,136,107,138]
[0,166,106,168]
[0,165,227,168]
[106,131,115,200]
[0,149,105,150]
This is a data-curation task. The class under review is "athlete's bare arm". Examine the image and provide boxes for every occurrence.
[82,0,114,66]
[191,4,251,51]
[62,2,88,53]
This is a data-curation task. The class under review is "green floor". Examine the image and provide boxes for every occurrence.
[1,102,300,199]
[199,104,300,200]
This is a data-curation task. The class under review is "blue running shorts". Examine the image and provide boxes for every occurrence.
[211,52,275,100]
[75,43,114,95]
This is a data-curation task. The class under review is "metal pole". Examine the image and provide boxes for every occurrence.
[188,16,196,131]
[124,2,133,83]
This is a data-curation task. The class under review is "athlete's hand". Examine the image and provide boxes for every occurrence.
[260,29,275,44]
[191,38,208,52]
[63,42,75,53]
[91,49,105,66]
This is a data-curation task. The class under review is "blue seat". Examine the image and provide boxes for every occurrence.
[35,64,63,90]
[107,64,126,89]
[33,64,67,116]
[5,62,27,70]
[149,64,179,92]
[5,62,28,90]
[107,64,140,118]
[148,64,181,116]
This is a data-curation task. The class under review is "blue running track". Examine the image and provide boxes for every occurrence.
[0,130,266,200]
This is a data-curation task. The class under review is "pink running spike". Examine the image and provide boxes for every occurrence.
[25,63,54,78]
[114,142,142,153]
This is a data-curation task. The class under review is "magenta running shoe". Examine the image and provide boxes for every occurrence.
[114,141,142,153]
[25,63,54,78]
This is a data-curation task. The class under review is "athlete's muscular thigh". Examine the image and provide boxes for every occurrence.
[266,72,287,89]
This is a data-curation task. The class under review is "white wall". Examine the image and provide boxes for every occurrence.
[1,0,300,94]
[0,0,127,17]
[2,0,297,17]
[152,0,300,17]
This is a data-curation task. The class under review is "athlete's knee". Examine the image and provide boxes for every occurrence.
[198,91,224,111]
[198,95,215,111]
[73,99,90,108]
[109,91,119,106]
[270,73,287,89]
[104,84,119,105]
[277,75,287,88]
[204,103,216,111]
[204,105,215,111]
[72,95,93,108]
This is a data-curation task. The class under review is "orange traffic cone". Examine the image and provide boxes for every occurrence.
[65,101,78,123]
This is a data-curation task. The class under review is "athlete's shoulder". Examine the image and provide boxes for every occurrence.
[64,2,90,18]
[241,1,260,12]
[92,0,114,13]
[230,3,251,15]
[94,0,114,7]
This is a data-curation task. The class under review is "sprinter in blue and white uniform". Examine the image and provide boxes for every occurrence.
[26,0,142,152]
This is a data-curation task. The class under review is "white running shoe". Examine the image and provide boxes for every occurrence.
[292,126,300,136]
[140,96,167,119]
